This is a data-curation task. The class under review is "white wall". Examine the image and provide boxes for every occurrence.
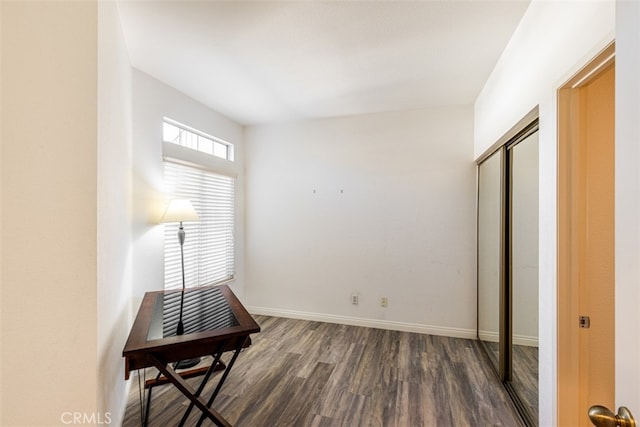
[474,1,615,425]
[615,0,640,412]
[131,70,245,309]
[474,1,615,158]
[245,106,477,336]
[1,2,99,424]
[97,1,133,424]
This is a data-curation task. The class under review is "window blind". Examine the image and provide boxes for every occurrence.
[164,161,235,290]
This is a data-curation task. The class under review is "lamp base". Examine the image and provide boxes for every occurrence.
[176,320,184,336]
[173,358,201,370]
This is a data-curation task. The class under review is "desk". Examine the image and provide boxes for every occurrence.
[123,284,260,427]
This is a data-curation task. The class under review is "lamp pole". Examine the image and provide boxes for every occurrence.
[176,220,186,335]
[160,199,200,369]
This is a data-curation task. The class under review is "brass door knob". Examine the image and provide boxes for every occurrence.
[589,405,636,427]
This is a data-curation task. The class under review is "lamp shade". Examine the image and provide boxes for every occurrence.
[160,199,199,223]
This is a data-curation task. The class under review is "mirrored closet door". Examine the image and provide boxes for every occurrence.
[477,147,504,375]
[509,128,539,425]
[477,119,539,426]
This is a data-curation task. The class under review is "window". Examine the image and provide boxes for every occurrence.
[163,122,235,290]
[163,118,234,161]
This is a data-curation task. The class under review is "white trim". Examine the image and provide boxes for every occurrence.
[246,306,477,339]
[118,377,132,426]
[513,333,539,347]
[164,117,229,144]
[163,142,237,178]
[478,330,499,343]
[478,330,538,347]
[163,116,234,160]
[570,50,615,89]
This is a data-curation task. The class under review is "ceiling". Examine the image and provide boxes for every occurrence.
[117,0,530,126]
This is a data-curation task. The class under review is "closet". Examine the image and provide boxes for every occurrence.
[477,118,539,426]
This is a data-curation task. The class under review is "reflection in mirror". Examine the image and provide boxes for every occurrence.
[477,148,502,372]
[510,131,539,425]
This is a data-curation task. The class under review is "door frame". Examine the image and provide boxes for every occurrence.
[557,42,616,427]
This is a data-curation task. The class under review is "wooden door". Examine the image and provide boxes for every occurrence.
[558,45,615,427]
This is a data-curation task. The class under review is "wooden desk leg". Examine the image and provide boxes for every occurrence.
[195,337,248,427]
[178,343,227,426]
[142,362,226,426]
[149,355,232,427]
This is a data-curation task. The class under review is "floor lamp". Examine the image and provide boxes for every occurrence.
[161,199,200,368]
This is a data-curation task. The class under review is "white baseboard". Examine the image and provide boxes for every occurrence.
[513,333,539,347]
[478,330,499,343]
[478,330,539,347]
[117,375,132,426]
[246,306,477,340]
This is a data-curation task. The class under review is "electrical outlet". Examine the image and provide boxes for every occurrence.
[351,294,359,305]
[380,297,388,307]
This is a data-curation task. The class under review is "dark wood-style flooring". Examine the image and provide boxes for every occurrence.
[512,344,539,426]
[481,340,538,426]
[123,316,524,426]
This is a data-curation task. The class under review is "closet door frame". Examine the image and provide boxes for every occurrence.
[477,111,539,427]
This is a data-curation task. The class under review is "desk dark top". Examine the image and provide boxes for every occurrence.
[123,284,260,378]
[149,286,239,340]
